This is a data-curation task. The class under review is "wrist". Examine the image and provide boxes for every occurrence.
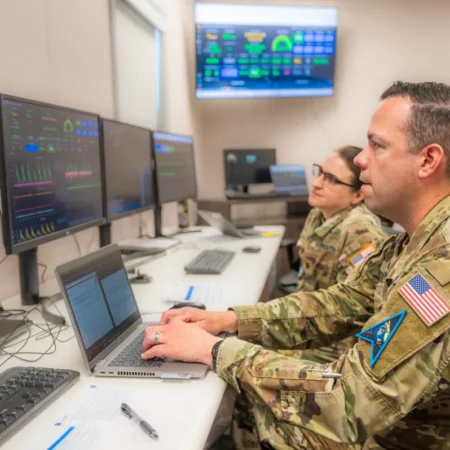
[202,336,223,367]
[221,311,238,332]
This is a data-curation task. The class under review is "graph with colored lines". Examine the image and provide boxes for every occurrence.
[15,203,55,220]
[65,163,93,179]
[1,98,104,247]
[14,163,52,187]
[19,223,56,241]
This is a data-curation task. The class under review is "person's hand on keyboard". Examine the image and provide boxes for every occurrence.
[141,320,221,367]
[159,308,238,336]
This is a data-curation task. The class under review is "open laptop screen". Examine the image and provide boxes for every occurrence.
[56,245,140,362]
[270,165,308,195]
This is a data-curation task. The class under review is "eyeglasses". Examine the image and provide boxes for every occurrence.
[312,164,358,188]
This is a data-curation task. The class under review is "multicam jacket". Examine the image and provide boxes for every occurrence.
[216,196,450,449]
[293,204,388,363]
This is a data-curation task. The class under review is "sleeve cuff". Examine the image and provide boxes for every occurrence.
[215,337,254,392]
[230,305,263,342]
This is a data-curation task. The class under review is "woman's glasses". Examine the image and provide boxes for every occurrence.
[312,164,358,188]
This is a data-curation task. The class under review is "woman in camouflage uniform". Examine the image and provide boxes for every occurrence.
[289,146,388,363]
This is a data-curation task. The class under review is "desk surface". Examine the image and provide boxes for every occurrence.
[0,226,284,450]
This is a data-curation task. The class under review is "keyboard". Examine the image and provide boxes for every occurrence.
[185,249,236,274]
[0,366,80,445]
[108,330,166,368]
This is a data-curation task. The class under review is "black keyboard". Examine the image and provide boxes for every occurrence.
[185,249,236,274]
[0,366,80,445]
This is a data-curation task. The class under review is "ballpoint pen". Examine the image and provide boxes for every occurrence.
[303,368,342,379]
[121,403,159,440]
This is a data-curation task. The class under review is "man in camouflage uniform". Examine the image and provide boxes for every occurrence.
[293,202,388,363]
[142,81,450,449]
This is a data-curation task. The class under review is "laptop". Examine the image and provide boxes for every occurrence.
[269,165,309,197]
[55,244,207,379]
[198,210,260,239]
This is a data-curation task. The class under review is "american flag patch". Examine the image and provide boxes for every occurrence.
[398,274,450,326]
[349,243,376,267]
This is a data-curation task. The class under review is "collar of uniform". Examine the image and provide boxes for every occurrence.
[314,206,354,238]
[400,195,450,260]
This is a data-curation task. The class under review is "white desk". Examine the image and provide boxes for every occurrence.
[0,226,284,450]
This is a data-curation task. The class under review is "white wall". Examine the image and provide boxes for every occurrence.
[193,0,450,200]
[0,0,195,302]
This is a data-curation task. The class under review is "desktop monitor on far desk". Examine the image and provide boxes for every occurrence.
[224,149,276,194]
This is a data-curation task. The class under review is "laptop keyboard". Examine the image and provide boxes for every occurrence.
[108,330,166,368]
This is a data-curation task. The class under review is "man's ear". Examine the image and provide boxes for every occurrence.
[418,144,446,180]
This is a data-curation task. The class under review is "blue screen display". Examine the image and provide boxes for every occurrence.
[195,4,338,99]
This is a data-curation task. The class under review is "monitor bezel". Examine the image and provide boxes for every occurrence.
[193,2,339,100]
[100,118,155,223]
[0,94,106,255]
[151,130,198,204]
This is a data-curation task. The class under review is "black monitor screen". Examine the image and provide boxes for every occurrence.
[224,149,276,186]
[102,120,154,220]
[0,96,104,254]
[152,132,197,203]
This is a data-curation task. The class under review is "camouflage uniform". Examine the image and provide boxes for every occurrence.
[291,204,387,364]
[214,196,450,449]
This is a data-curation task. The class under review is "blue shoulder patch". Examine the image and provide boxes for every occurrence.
[356,310,407,367]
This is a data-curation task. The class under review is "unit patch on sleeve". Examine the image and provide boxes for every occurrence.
[356,310,406,367]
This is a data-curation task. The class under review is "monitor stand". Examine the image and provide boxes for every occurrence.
[19,249,39,306]
[99,223,112,247]
[19,248,66,325]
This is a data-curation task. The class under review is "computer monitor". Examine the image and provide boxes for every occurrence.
[0,95,104,254]
[101,119,154,221]
[270,164,308,196]
[224,149,276,189]
[0,95,104,304]
[152,131,197,204]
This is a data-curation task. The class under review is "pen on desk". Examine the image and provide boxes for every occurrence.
[121,403,159,440]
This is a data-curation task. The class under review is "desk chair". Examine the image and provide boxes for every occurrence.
[278,239,300,295]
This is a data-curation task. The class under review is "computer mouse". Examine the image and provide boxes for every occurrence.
[170,302,206,310]
[243,246,261,253]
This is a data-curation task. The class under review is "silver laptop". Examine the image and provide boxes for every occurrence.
[198,210,259,239]
[269,164,309,196]
[55,244,207,379]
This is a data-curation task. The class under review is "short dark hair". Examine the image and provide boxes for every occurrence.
[335,145,363,189]
[381,81,450,174]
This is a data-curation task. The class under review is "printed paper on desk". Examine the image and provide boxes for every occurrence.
[16,377,205,450]
[164,284,225,306]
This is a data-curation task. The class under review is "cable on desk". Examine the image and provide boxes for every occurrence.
[40,294,66,326]
[0,306,74,368]
[38,262,48,284]
[72,234,83,256]
[86,228,97,254]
